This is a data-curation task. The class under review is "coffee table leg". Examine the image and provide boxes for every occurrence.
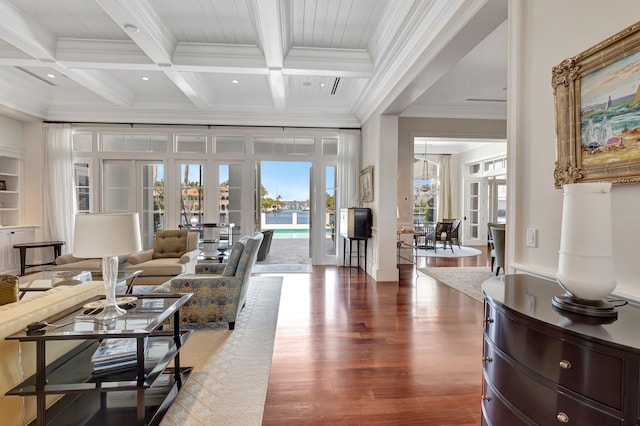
[19,247,26,276]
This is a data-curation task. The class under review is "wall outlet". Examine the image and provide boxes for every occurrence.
[526,228,537,248]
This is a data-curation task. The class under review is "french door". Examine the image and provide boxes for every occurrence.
[463,177,486,246]
[103,160,163,249]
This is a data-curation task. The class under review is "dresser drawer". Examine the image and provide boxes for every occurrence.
[483,340,622,426]
[484,304,623,409]
[482,377,534,426]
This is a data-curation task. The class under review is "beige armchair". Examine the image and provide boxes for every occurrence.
[124,229,199,287]
[54,253,130,272]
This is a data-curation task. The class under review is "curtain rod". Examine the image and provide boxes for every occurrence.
[42,121,361,131]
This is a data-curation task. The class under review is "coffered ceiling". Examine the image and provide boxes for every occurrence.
[0,0,507,127]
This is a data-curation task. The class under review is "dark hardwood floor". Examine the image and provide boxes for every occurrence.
[262,246,491,425]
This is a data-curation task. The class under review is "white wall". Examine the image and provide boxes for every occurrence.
[512,0,640,300]
[361,112,400,281]
[0,116,22,153]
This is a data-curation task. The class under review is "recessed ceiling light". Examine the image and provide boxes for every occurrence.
[46,73,55,79]
[232,79,239,84]
[124,24,139,34]
[303,81,312,87]
[319,83,325,87]
[141,76,149,81]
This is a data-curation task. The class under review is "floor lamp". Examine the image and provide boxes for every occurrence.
[73,213,142,320]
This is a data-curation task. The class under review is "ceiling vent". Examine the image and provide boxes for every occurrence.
[330,77,340,95]
[15,66,57,86]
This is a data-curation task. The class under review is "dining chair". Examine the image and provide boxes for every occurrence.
[490,226,506,275]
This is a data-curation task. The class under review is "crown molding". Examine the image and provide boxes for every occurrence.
[401,102,507,120]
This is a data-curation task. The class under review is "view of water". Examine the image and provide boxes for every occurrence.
[265,209,310,224]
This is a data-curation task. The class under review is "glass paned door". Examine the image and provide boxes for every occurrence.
[179,163,204,227]
[489,178,507,224]
[464,178,485,245]
[103,161,134,212]
[324,166,336,258]
[141,163,164,248]
[220,164,242,241]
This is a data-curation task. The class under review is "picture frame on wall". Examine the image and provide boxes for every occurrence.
[553,20,640,188]
[360,166,373,202]
[0,180,6,191]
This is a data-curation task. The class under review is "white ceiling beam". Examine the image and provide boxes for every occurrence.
[172,43,267,74]
[96,0,175,66]
[268,69,286,110]
[162,70,211,108]
[56,39,155,70]
[250,0,286,110]
[284,47,373,78]
[0,0,56,61]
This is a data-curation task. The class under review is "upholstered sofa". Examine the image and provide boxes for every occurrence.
[154,233,263,330]
[0,281,104,425]
[125,229,200,287]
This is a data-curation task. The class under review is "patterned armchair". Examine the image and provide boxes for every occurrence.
[154,233,263,330]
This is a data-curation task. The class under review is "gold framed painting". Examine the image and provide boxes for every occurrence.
[553,20,640,188]
[360,166,373,202]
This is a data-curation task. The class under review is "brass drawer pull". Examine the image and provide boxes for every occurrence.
[559,360,572,370]
[556,412,569,423]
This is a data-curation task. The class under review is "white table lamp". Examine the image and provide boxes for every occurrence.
[73,213,142,320]
[553,182,619,318]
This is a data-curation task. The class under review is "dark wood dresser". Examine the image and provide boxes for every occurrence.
[481,274,640,425]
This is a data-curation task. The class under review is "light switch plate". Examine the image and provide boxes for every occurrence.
[526,228,537,248]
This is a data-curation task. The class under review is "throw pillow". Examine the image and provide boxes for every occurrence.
[223,240,246,276]
[153,229,189,259]
[0,274,19,305]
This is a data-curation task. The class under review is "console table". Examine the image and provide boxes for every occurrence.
[482,274,640,425]
[13,240,65,276]
[5,293,193,426]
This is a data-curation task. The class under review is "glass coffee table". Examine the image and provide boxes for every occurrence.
[19,270,143,299]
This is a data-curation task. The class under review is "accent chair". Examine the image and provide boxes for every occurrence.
[154,232,263,330]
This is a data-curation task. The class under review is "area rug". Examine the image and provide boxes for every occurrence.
[160,275,283,426]
[416,245,482,258]
[253,263,312,274]
[418,267,493,302]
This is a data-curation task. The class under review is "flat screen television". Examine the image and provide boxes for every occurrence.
[339,208,372,239]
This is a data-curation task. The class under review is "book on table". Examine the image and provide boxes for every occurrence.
[91,337,147,373]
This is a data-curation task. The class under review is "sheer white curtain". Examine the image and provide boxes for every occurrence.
[437,154,454,220]
[338,129,361,209]
[337,129,361,265]
[43,123,76,251]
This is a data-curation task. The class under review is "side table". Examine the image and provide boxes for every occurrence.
[13,241,65,276]
[342,236,368,270]
[5,293,193,426]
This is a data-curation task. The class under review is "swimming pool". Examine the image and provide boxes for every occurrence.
[271,229,309,238]
[266,229,333,238]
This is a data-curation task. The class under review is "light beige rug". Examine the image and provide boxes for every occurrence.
[160,275,283,426]
[418,267,494,302]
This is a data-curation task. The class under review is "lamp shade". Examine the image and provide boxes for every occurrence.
[73,213,142,258]
[556,182,616,300]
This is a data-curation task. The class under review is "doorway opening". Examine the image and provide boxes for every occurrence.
[257,161,311,265]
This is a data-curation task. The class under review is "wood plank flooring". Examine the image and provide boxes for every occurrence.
[262,246,491,425]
